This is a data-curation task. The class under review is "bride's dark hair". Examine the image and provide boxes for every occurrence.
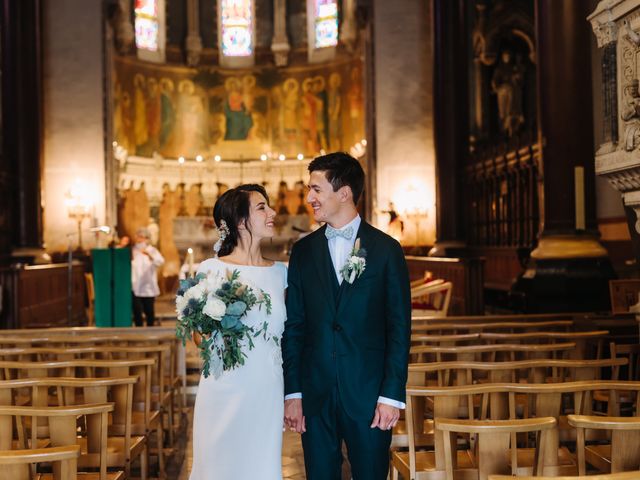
[213,184,269,257]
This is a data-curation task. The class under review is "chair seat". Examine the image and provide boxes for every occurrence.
[515,446,577,475]
[585,444,612,473]
[392,449,476,479]
[76,434,146,468]
[391,419,434,448]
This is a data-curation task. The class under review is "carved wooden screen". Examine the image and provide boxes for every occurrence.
[465,141,540,248]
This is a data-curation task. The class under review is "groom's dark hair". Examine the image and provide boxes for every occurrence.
[308,152,365,205]
[213,184,269,257]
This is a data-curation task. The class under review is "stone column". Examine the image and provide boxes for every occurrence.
[185,0,203,67]
[1,0,48,263]
[271,0,290,66]
[513,0,613,312]
[429,0,468,256]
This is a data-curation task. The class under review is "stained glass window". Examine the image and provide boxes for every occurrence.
[220,0,253,57]
[313,0,339,49]
[135,0,159,52]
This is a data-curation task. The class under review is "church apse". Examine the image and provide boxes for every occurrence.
[112,56,365,287]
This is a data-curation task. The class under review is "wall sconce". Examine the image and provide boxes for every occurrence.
[394,182,429,246]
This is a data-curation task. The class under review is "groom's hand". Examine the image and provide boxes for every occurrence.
[370,403,400,430]
[284,399,306,434]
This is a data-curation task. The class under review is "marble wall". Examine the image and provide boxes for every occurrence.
[41,0,108,251]
[373,0,435,246]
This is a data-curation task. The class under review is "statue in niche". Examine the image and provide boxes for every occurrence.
[622,79,640,152]
[491,50,525,137]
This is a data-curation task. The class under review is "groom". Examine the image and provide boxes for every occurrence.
[282,152,411,479]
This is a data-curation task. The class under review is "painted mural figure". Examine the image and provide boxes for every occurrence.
[145,78,162,154]
[283,78,299,141]
[301,78,318,154]
[328,72,342,150]
[134,74,149,151]
[224,77,253,141]
[314,76,329,151]
[159,78,176,149]
[176,80,208,157]
[347,66,363,145]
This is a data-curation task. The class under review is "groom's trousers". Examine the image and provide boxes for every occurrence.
[301,386,392,480]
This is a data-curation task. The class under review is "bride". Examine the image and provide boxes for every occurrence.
[189,184,287,480]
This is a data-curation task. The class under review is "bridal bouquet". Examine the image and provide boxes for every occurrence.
[175,269,273,378]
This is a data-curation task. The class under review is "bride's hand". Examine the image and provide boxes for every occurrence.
[192,331,202,347]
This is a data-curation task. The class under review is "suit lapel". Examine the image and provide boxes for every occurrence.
[311,226,339,312]
[336,221,377,317]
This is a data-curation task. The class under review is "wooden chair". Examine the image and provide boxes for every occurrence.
[436,417,556,480]
[490,470,640,479]
[569,414,640,475]
[0,346,169,477]
[0,444,80,480]
[0,403,119,480]
[0,360,153,479]
[411,320,574,334]
[411,280,453,317]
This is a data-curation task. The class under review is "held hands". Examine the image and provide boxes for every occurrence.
[284,398,306,434]
[370,403,400,430]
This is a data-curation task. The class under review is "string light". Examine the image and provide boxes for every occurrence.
[178,156,185,164]
[196,155,203,162]
[214,155,222,162]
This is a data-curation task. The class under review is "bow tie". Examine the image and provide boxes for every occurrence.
[325,225,354,240]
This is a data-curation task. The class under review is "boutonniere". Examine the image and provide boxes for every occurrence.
[340,238,367,284]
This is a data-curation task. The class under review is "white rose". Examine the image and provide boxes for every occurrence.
[176,295,189,319]
[186,282,206,301]
[203,295,226,320]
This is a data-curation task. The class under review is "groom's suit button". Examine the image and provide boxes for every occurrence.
[333,323,342,332]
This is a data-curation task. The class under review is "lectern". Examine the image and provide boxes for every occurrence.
[92,248,132,327]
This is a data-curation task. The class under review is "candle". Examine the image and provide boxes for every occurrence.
[187,248,194,277]
[574,167,585,230]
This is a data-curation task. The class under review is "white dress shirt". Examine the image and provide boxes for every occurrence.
[131,243,165,297]
[285,215,405,410]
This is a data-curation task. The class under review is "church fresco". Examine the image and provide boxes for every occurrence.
[112,56,365,160]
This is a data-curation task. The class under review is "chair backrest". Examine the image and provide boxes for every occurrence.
[611,342,640,382]
[568,415,640,475]
[490,471,640,479]
[411,320,575,333]
[409,342,576,363]
[436,417,556,480]
[411,280,453,317]
[0,444,80,480]
[0,403,113,480]
[407,358,627,388]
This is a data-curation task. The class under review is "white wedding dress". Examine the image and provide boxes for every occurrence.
[189,258,287,480]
